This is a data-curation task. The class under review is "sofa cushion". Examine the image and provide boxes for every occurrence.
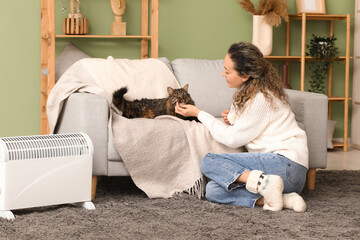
[171,59,235,118]
[157,57,173,72]
[41,43,91,81]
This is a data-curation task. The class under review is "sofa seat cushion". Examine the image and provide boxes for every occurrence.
[171,59,235,118]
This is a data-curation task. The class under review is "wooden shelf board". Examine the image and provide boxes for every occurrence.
[332,140,351,148]
[289,14,350,21]
[264,56,349,61]
[332,142,344,147]
[264,56,302,61]
[56,35,152,39]
[328,97,352,102]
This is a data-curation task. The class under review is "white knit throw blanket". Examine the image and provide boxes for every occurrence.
[47,57,243,198]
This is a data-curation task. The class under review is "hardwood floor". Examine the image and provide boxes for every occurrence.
[325,147,360,170]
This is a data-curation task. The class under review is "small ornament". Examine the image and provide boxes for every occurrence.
[110,0,127,36]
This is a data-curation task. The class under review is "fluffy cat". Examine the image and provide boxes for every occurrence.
[112,84,198,121]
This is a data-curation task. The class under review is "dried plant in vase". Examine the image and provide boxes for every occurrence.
[238,0,289,27]
[238,0,288,56]
[62,0,89,35]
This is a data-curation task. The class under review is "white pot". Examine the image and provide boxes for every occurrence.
[252,15,273,56]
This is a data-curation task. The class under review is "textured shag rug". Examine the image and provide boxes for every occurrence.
[0,170,359,239]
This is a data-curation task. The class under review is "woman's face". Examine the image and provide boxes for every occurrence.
[222,54,249,88]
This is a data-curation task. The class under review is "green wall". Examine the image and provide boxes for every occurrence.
[0,0,355,138]
[0,1,40,137]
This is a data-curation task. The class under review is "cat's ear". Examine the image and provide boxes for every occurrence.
[183,84,189,92]
[167,87,174,95]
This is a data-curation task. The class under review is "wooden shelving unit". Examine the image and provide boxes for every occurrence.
[40,0,159,134]
[266,13,352,151]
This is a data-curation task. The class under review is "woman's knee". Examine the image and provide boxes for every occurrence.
[205,181,225,202]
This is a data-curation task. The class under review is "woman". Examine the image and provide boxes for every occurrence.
[175,42,308,212]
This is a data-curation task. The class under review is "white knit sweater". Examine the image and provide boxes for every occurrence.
[198,92,309,169]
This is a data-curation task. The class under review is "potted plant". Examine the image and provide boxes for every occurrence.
[306,34,339,94]
[238,0,289,56]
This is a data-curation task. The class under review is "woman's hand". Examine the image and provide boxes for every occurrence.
[175,103,200,117]
[221,109,231,125]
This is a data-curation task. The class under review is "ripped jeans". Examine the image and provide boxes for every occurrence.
[200,152,307,208]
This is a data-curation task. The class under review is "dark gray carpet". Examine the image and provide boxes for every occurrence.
[1,170,360,239]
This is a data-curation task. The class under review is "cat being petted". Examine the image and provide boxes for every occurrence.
[112,84,199,121]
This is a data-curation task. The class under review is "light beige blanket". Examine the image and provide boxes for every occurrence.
[47,57,243,198]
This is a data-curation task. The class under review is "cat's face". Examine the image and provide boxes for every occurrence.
[167,84,195,106]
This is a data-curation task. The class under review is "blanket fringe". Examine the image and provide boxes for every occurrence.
[177,176,207,199]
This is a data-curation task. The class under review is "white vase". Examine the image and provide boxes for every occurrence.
[252,15,273,56]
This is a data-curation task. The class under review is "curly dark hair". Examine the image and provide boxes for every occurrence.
[228,42,288,112]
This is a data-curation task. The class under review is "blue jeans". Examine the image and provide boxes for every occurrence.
[200,152,307,208]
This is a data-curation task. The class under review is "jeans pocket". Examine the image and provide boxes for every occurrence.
[286,161,307,191]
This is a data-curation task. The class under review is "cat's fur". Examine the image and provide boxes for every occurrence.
[112,84,198,121]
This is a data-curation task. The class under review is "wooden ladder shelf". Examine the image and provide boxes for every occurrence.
[40,0,159,134]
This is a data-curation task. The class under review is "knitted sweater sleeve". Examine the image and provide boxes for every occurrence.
[197,94,270,148]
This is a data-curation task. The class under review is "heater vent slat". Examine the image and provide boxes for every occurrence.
[0,133,93,161]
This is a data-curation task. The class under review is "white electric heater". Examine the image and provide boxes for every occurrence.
[0,133,95,220]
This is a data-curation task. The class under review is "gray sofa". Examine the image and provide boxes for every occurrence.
[54,58,328,198]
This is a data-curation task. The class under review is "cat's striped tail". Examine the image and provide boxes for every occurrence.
[112,87,128,111]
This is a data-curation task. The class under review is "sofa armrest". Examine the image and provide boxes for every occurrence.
[285,89,328,169]
[55,93,109,175]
